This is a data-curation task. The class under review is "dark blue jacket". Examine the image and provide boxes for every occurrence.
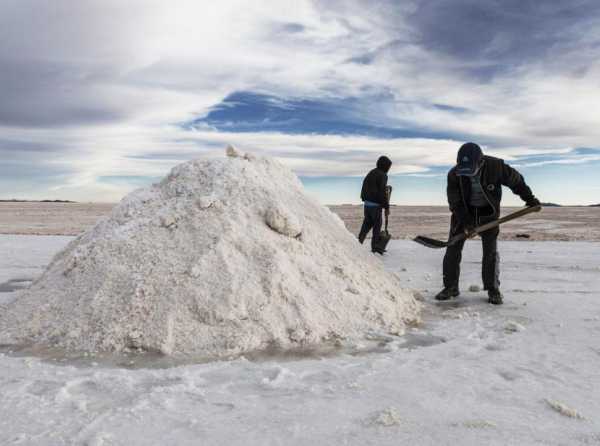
[447,155,535,224]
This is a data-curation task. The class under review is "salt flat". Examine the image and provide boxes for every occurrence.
[0,202,114,236]
[331,204,600,242]
[1,235,599,445]
[2,202,599,241]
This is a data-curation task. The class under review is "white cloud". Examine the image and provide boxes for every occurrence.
[1,121,587,203]
[0,0,599,201]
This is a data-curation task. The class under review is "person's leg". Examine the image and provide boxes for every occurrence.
[481,226,500,291]
[442,215,466,290]
[442,238,465,289]
[370,206,383,252]
[358,206,374,244]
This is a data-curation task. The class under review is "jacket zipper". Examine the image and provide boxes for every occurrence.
[478,165,498,218]
[458,165,498,225]
[458,176,470,218]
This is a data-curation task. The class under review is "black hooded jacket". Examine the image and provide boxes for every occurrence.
[447,155,535,224]
[360,156,392,209]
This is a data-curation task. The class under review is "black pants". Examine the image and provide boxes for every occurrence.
[358,206,382,251]
[442,213,500,291]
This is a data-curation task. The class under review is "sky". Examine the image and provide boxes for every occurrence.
[1,0,600,205]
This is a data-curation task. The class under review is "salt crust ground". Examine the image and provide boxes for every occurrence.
[0,236,599,445]
[0,151,418,357]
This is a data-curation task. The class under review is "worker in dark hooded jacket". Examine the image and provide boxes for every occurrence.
[358,156,392,254]
[436,142,540,305]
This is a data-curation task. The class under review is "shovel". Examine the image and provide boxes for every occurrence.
[414,205,542,249]
[373,186,392,253]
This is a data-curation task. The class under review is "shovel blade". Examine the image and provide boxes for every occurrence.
[374,230,392,252]
[413,235,449,249]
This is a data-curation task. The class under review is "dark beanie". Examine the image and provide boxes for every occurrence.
[376,155,392,173]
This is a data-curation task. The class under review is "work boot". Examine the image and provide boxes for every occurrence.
[435,286,459,301]
[488,288,503,305]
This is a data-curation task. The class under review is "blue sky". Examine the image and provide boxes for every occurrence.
[1,1,600,205]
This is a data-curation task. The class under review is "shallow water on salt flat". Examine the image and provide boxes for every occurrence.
[0,277,34,292]
[0,325,448,370]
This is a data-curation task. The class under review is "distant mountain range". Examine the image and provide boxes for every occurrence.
[539,203,600,207]
[0,199,76,203]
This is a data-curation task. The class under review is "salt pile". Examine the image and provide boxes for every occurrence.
[0,147,420,357]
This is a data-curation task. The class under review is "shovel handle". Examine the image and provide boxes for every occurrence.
[473,205,541,235]
[384,185,392,233]
[448,205,541,246]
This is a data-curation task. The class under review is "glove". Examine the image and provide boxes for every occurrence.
[461,212,476,236]
[526,197,541,208]
[385,208,390,217]
[464,223,476,238]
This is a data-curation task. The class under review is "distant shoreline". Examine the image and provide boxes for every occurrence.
[2,200,600,207]
[0,199,76,203]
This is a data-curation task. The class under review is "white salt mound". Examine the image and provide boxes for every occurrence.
[0,149,419,357]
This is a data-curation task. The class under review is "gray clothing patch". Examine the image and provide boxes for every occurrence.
[469,175,488,207]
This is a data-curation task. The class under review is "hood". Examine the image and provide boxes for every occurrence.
[376,156,392,173]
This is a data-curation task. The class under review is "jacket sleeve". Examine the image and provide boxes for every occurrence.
[500,160,535,203]
[378,173,389,209]
[360,176,366,202]
[447,170,468,224]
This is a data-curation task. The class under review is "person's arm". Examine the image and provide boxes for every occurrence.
[500,160,540,206]
[360,175,367,202]
[384,185,392,216]
[376,172,390,210]
[447,171,465,219]
[447,171,474,231]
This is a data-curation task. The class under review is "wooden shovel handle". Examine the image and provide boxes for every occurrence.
[473,205,542,235]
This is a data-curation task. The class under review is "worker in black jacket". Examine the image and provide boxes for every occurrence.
[436,143,540,304]
[358,156,392,254]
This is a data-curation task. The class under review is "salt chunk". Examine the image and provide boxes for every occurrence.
[226,144,241,158]
[460,420,497,429]
[369,407,402,427]
[188,265,202,278]
[545,399,585,419]
[265,204,302,238]
[197,196,215,209]
[159,213,176,228]
[505,321,525,332]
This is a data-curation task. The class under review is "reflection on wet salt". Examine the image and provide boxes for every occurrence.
[0,326,447,370]
[0,278,33,292]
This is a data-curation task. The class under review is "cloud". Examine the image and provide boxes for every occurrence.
[511,148,600,168]
[408,0,600,78]
[0,0,599,202]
